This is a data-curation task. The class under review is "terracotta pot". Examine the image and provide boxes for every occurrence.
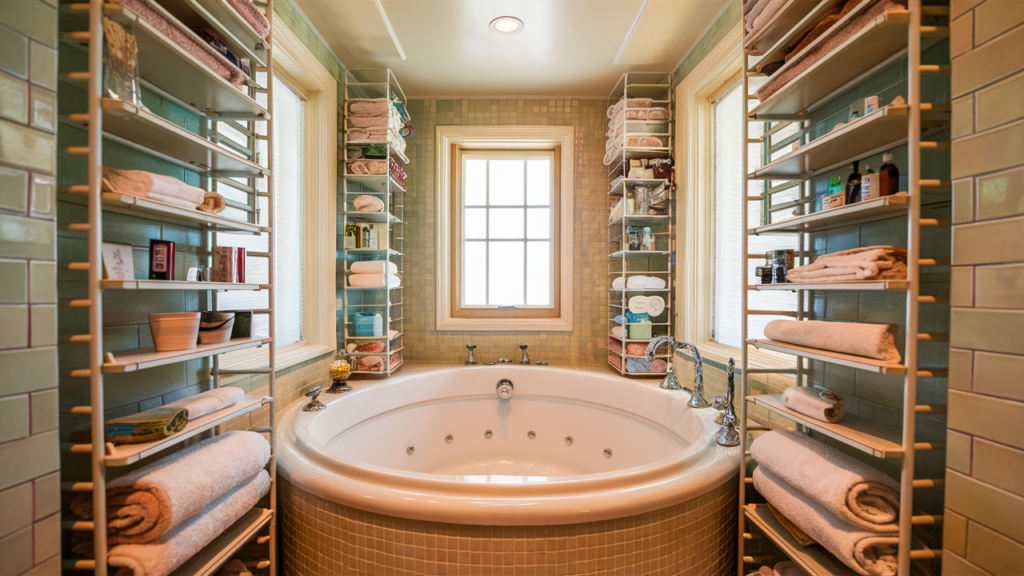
[149,312,201,352]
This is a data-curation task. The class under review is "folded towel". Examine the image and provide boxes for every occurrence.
[625,342,648,356]
[197,191,226,214]
[609,354,622,370]
[70,430,270,545]
[608,107,670,130]
[764,319,900,363]
[607,97,653,119]
[625,357,651,373]
[350,260,398,275]
[349,115,390,128]
[353,195,385,212]
[348,126,391,143]
[745,0,771,30]
[610,325,624,338]
[782,386,844,423]
[224,0,269,38]
[108,470,271,576]
[627,276,667,289]
[348,159,387,175]
[213,559,253,576]
[626,136,664,148]
[753,467,897,576]
[787,245,908,283]
[752,430,900,531]
[162,387,244,420]
[751,0,786,32]
[774,561,809,576]
[608,338,623,355]
[348,274,401,288]
[103,167,207,205]
[356,355,385,371]
[110,0,247,89]
[349,99,391,117]
[70,407,188,445]
[355,341,386,353]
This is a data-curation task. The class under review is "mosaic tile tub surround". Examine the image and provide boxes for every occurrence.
[280,476,737,576]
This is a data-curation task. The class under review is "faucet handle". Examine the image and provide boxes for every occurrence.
[465,344,478,365]
[519,343,528,349]
[302,385,326,412]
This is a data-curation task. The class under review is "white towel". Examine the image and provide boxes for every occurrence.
[611,326,624,338]
[606,97,653,119]
[782,386,844,423]
[753,467,897,576]
[162,387,244,420]
[108,470,271,576]
[626,276,667,289]
[350,260,399,275]
[751,430,900,531]
[348,274,401,288]
[764,319,901,363]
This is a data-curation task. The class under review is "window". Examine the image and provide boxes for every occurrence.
[453,149,559,318]
[435,126,574,331]
[216,76,305,346]
[709,81,796,347]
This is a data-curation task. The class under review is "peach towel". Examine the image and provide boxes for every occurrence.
[162,387,244,420]
[353,195,384,212]
[764,319,900,363]
[350,260,398,274]
[348,160,387,175]
[347,274,401,288]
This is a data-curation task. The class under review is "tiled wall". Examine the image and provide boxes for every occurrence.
[0,1,62,574]
[943,2,1024,575]
[400,99,613,366]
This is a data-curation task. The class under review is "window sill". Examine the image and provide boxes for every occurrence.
[218,341,334,374]
[675,340,798,379]
[437,317,572,332]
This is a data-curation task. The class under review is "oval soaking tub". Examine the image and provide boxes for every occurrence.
[278,365,740,576]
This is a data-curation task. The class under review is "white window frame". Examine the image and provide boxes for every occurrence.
[436,126,574,331]
[674,23,792,369]
[221,21,337,370]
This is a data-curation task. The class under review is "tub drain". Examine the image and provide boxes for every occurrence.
[565,436,574,445]
[407,446,415,455]
[527,431,536,439]
[484,430,493,439]
[604,448,613,458]
[445,434,454,444]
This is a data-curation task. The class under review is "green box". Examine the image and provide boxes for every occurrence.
[628,323,652,340]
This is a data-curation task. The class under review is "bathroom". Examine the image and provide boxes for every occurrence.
[0,0,1021,574]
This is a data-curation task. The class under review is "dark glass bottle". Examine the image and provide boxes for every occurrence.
[879,152,899,196]
[845,161,862,205]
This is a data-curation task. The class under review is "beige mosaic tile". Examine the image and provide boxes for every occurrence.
[280,476,737,576]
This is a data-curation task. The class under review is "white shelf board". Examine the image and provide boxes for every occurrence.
[750,10,911,118]
[69,4,269,118]
[170,507,273,576]
[344,286,403,291]
[746,0,847,61]
[608,214,671,227]
[749,105,948,180]
[102,279,263,291]
[608,177,669,197]
[608,288,671,293]
[747,338,907,374]
[744,504,855,576]
[345,211,403,224]
[750,193,909,235]
[749,394,904,458]
[346,332,403,341]
[346,248,404,257]
[105,393,270,466]
[104,337,271,373]
[99,192,263,234]
[609,250,671,258]
[754,280,908,291]
[343,174,406,193]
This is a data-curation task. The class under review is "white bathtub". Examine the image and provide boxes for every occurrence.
[278,365,739,526]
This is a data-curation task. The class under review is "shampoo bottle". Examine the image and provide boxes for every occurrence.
[879,152,899,197]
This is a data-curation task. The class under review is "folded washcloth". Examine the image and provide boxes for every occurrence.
[764,319,900,363]
[752,429,900,531]
[348,159,387,175]
[70,407,187,445]
[103,167,207,206]
[350,260,398,274]
[162,387,245,420]
[353,195,385,212]
[782,386,844,423]
[753,467,897,576]
[786,245,908,283]
[107,470,271,576]
[348,274,401,288]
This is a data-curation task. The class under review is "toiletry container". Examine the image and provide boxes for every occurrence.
[149,312,201,351]
[845,161,862,205]
[879,153,899,196]
[354,313,383,337]
[198,312,236,345]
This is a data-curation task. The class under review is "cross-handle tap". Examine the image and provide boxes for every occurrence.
[465,344,478,365]
[519,344,531,365]
[302,385,326,412]
[645,336,711,408]
[713,359,740,446]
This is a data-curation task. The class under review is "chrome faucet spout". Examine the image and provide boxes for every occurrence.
[644,336,711,408]
[714,359,740,446]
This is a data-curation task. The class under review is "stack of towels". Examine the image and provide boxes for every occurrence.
[347,260,401,288]
[347,98,406,155]
[744,0,787,37]
[786,246,908,283]
[71,430,272,576]
[751,430,900,576]
[604,97,671,165]
[102,167,226,214]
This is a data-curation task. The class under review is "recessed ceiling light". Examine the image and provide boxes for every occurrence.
[489,16,523,35]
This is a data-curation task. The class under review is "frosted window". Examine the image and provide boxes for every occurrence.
[217,76,305,346]
[711,83,796,347]
[460,153,555,309]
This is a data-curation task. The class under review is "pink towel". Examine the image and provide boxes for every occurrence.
[347,274,401,288]
[349,116,390,128]
[650,359,668,373]
[608,354,623,370]
[764,319,901,363]
[348,160,387,175]
[349,99,391,117]
[357,356,385,371]
[355,342,385,353]
[608,338,623,354]
[353,195,384,212]
[625,342,649,356]
[224,0,269,38]
[350,260,398,274]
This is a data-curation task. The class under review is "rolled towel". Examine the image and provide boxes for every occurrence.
[751,430,900,531]
[103,167,206,206]
[625,276,667,289]
[764,319,900,362]
[350,260,398,274]
[162,387,245,420]
[608,338,623,354]
[782,386,844,423]
[650,359,667,373]
[787,246,908,283]
[753,467,897,576]
[144,193,203,211]
[70,431,270,544]
[70,407,187,445]
[108,470,271,576]
[348,159,387,175]
[612,277,625,289]
[353,195,385,212]
[197,192,226,214]
[606,97,653,119]
[610,325,624,338]
[348,274,401,288]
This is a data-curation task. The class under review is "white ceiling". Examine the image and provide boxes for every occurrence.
[291,0,729,98]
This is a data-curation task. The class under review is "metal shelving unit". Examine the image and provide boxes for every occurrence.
[737,2,950,575]
[605,72,676,377]
[58,1,277,574]
[339,69,408,376]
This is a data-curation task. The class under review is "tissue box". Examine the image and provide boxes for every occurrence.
[353,313,383,337]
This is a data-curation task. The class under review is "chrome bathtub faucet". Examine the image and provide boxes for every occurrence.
[713,359,740,447]
[496,378,514,399]
[519,344,531,365]
[302,385,326,412]
[465,344,478,365]
[645,336,711,409]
